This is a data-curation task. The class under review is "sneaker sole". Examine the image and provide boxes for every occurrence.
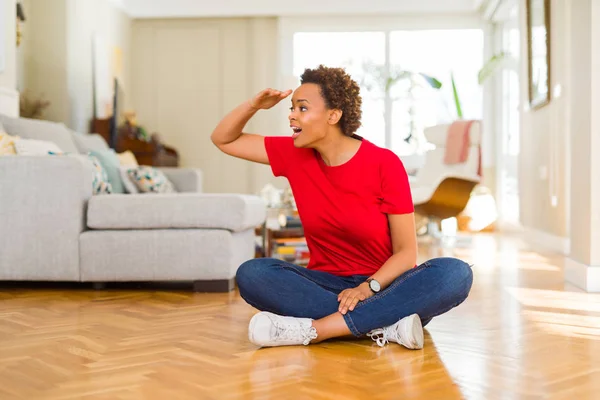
[404,314,424,350]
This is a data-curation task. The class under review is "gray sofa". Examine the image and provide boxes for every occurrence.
[0,114,266,291]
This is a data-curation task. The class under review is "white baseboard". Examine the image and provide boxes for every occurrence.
[496,220,524,233]
[523,227,570,255]
[565,258,600,292]
[0,87,19,117]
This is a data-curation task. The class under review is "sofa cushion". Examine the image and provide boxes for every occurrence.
[71,132,109,153]
[87,193,267,232]
[80,229,253,281]
[0,114,79,154]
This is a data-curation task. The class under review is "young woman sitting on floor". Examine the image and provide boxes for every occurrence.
[210,65,473,349]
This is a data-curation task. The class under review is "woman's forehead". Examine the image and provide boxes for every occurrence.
[292,83,321,102]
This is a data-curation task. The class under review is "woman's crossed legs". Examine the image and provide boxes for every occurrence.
[236,257,473,348]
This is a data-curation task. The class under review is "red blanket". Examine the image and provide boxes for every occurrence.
[443,120,481,177]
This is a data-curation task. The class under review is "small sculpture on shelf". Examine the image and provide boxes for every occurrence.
[121,110,150,142]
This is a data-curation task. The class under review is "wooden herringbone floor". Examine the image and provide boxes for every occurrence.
[1,233,600,399]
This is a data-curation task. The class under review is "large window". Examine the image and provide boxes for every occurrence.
[293,29,484,155]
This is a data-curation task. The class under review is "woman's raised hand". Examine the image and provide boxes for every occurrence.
[249,88,293,110]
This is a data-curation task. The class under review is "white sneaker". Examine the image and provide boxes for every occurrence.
[248,311,318,347]
[367,314,424,349]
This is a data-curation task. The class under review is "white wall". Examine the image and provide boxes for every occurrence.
[66,0,132,133]
[564,0,600,292]
[514,0,599,290]
[131,17,285,195]
[0,0,17,90]
[19,0,131,132]
[518,0,569,240]
[19,0,69,123]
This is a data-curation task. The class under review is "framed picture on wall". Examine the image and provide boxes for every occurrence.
[526,0,551,110]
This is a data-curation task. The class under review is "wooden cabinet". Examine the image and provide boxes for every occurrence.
[91,118,179,167]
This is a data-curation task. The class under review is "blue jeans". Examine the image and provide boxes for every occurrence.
[236,257,473,336]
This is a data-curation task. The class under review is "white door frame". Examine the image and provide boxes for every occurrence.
[487,0,522,230]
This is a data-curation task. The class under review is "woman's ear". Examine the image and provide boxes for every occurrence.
[328,109,343,125]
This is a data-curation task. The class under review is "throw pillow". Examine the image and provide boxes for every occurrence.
[88,154,113,195]
[89,149,125,194]
[119,165,140,194]
[117,150,138,166]
[0,132,18,155]
[0,115,80,153]
[126,166,176,193]
[13,138,63,155]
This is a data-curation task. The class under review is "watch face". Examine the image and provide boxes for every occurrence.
[369,279,381,292]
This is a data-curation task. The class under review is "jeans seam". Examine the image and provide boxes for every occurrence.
[343,313,361,336]
[355,261,432,309]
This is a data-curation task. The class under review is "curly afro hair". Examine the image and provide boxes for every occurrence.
[300,65,362,137]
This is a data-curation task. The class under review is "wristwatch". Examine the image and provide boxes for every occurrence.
[366,278,381,294]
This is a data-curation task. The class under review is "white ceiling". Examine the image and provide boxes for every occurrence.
[114,0,485,19]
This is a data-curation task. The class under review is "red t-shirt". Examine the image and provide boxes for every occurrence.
[264,136,414,276]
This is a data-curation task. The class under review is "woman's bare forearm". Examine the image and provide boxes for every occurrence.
[210,100,258,146]
[368,249,417,290]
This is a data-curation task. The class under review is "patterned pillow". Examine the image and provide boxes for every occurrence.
[119,165,140,194]
[126,166,176,193]
[0,132,18,155]
[88,154,112,195]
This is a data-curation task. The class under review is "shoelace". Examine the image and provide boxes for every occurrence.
[367,326,400,347]
[273,322,318,345]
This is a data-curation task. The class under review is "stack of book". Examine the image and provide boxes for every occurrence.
[273,237,310,266]
[279,215,302,228]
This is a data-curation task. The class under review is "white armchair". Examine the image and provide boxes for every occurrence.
[410,121,482,221]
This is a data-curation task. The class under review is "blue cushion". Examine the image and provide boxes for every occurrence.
[89,149,125,194]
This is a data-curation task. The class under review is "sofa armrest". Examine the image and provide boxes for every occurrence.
[87,193,267,232]
[0,156,92,280]
[158,167,203,193]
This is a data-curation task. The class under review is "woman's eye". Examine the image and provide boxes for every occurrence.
[300,107,307,111]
